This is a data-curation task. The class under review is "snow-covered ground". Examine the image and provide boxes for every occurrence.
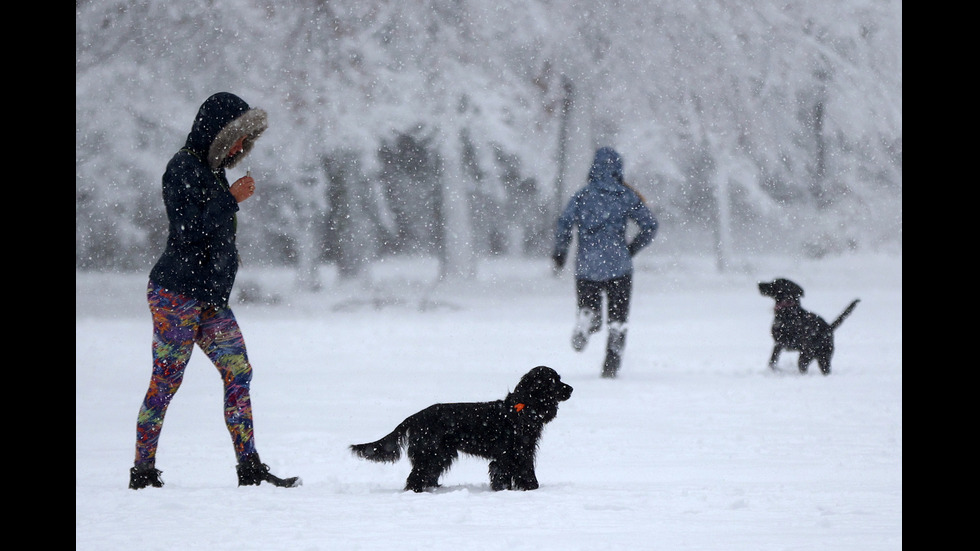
[75,251,902,550]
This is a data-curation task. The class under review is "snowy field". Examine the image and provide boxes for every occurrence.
[75,251,902,550]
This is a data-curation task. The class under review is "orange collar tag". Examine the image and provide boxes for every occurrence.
[514,403,525,412]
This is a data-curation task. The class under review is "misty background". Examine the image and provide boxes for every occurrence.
[75,0,902,283]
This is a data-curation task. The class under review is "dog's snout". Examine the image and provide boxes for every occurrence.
[559,383,573,400]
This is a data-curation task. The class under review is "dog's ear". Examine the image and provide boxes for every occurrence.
[775,278,804,298]
[515,366,555,399]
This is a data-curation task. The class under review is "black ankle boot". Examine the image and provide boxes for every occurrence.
[129,463,164,490]
[237,453,270,486]
[237,453,302,488]
[601,324,627,378]
[602,351,621,378]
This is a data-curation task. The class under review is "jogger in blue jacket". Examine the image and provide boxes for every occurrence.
[553,147,658,377]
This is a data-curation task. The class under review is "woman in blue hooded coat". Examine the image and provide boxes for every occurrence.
[553,147,658,378]
[129,93,300,489]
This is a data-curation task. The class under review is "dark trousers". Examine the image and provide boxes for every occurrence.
[576,274,632,325]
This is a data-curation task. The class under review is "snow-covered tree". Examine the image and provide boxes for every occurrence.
[76,0,902,276]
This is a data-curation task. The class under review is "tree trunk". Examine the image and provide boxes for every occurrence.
[553,75,574,220]
[438,136,477,281]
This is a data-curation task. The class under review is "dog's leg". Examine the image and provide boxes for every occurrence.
[405,444,456,492]
[493,444,541,491]
[797,353,812,374]
[512,467,539,491]
[406,451,451,492]
[489,460,512,491]
[768,346,782,370]
[405,468,435,492]
[405,466,440,492]
[490,459,539,491]
[817,353,832,375]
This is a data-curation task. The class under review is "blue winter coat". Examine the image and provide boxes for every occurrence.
[149,92,268,306]
[553,147,658,282]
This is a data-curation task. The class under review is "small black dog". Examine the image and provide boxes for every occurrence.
[758,278,859,375]
[350,366,573,492]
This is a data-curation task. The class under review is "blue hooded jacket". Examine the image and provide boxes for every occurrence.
[553,147,658,281]
[149,93,268,306]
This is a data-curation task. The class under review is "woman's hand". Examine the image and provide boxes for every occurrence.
[230,173,256,203]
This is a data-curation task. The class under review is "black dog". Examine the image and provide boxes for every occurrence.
[350,366,573,492]
[758,278,859,375]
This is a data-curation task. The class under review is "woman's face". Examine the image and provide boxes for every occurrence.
[228,135,246,157]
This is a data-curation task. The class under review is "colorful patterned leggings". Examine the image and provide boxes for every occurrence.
[134,281,257,466]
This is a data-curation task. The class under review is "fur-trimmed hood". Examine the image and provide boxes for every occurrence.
[184,92,268,170]
[587,146,625,193]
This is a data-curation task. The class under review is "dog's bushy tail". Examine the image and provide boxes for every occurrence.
[350,422,409,463]
[831,299,860,330]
